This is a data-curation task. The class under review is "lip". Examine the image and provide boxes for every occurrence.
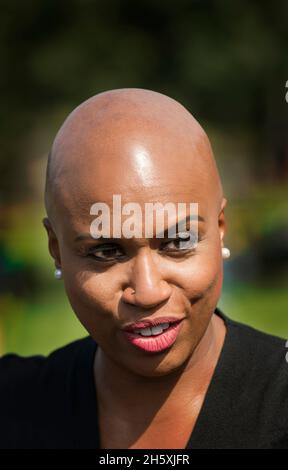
[122,319,184,353]
[122,316,185,332]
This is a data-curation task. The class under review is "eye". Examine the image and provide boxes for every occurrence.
[161,232,199,253]
[86,244,126,262]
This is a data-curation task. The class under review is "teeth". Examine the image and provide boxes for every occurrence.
[138,327,152,336]
[133,322,170,336]
[151,325,164,335]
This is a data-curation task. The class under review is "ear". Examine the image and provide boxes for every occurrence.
[218,197,227,246]
[42,217,61,268]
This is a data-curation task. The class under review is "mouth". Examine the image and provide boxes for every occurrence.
[122,316,184,332]
[121,318,184,353]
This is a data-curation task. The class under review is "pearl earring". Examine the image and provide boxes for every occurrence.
[54,268,62,280]
[222,247,230,259]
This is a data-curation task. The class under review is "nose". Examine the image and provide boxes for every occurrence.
[122,248,172,308]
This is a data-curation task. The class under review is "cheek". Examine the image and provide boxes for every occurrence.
[64,271,118,315]
[64,274,119,340]
[61,255,121,334]
[167,248,222,301]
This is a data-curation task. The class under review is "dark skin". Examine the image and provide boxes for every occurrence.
[43,88,228,449]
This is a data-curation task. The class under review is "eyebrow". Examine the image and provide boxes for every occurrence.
[74,214,205,242]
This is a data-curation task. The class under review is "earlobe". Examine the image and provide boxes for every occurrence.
[218,197,230,258]
[218,210,226,242]
[42,217,61,267]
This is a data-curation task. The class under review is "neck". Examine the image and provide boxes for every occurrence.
[93,313,226,422]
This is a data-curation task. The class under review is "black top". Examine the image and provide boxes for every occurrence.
[1,307,288,449]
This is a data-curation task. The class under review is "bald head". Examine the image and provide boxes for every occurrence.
[44,88,224,230]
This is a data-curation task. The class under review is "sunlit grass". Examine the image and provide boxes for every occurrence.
[219,283,288,339]
[0,291,86,356]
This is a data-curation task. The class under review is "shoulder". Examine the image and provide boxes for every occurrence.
[0,336,93,384]
[224,312,288,376]
[218,308,288,448]
[0,336,95,448]
[217,307,287,368]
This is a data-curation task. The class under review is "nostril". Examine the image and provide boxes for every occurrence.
[122,281,172,309]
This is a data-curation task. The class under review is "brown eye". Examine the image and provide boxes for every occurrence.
[87,244,125,261]
[161,232,198,252]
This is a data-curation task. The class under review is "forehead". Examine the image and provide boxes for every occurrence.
[57,175,212,243]
[51,102,220,232]
[57,149,213,229]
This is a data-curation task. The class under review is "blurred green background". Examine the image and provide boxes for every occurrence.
[0,0,287,356]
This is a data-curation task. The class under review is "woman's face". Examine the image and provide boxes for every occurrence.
[44,95,226,378]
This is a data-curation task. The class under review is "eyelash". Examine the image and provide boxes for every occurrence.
[83,233,201,263]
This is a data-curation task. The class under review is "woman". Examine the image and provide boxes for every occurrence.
[1,88,287,449]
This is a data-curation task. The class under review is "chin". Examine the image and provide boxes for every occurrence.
[119,342,192,378]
